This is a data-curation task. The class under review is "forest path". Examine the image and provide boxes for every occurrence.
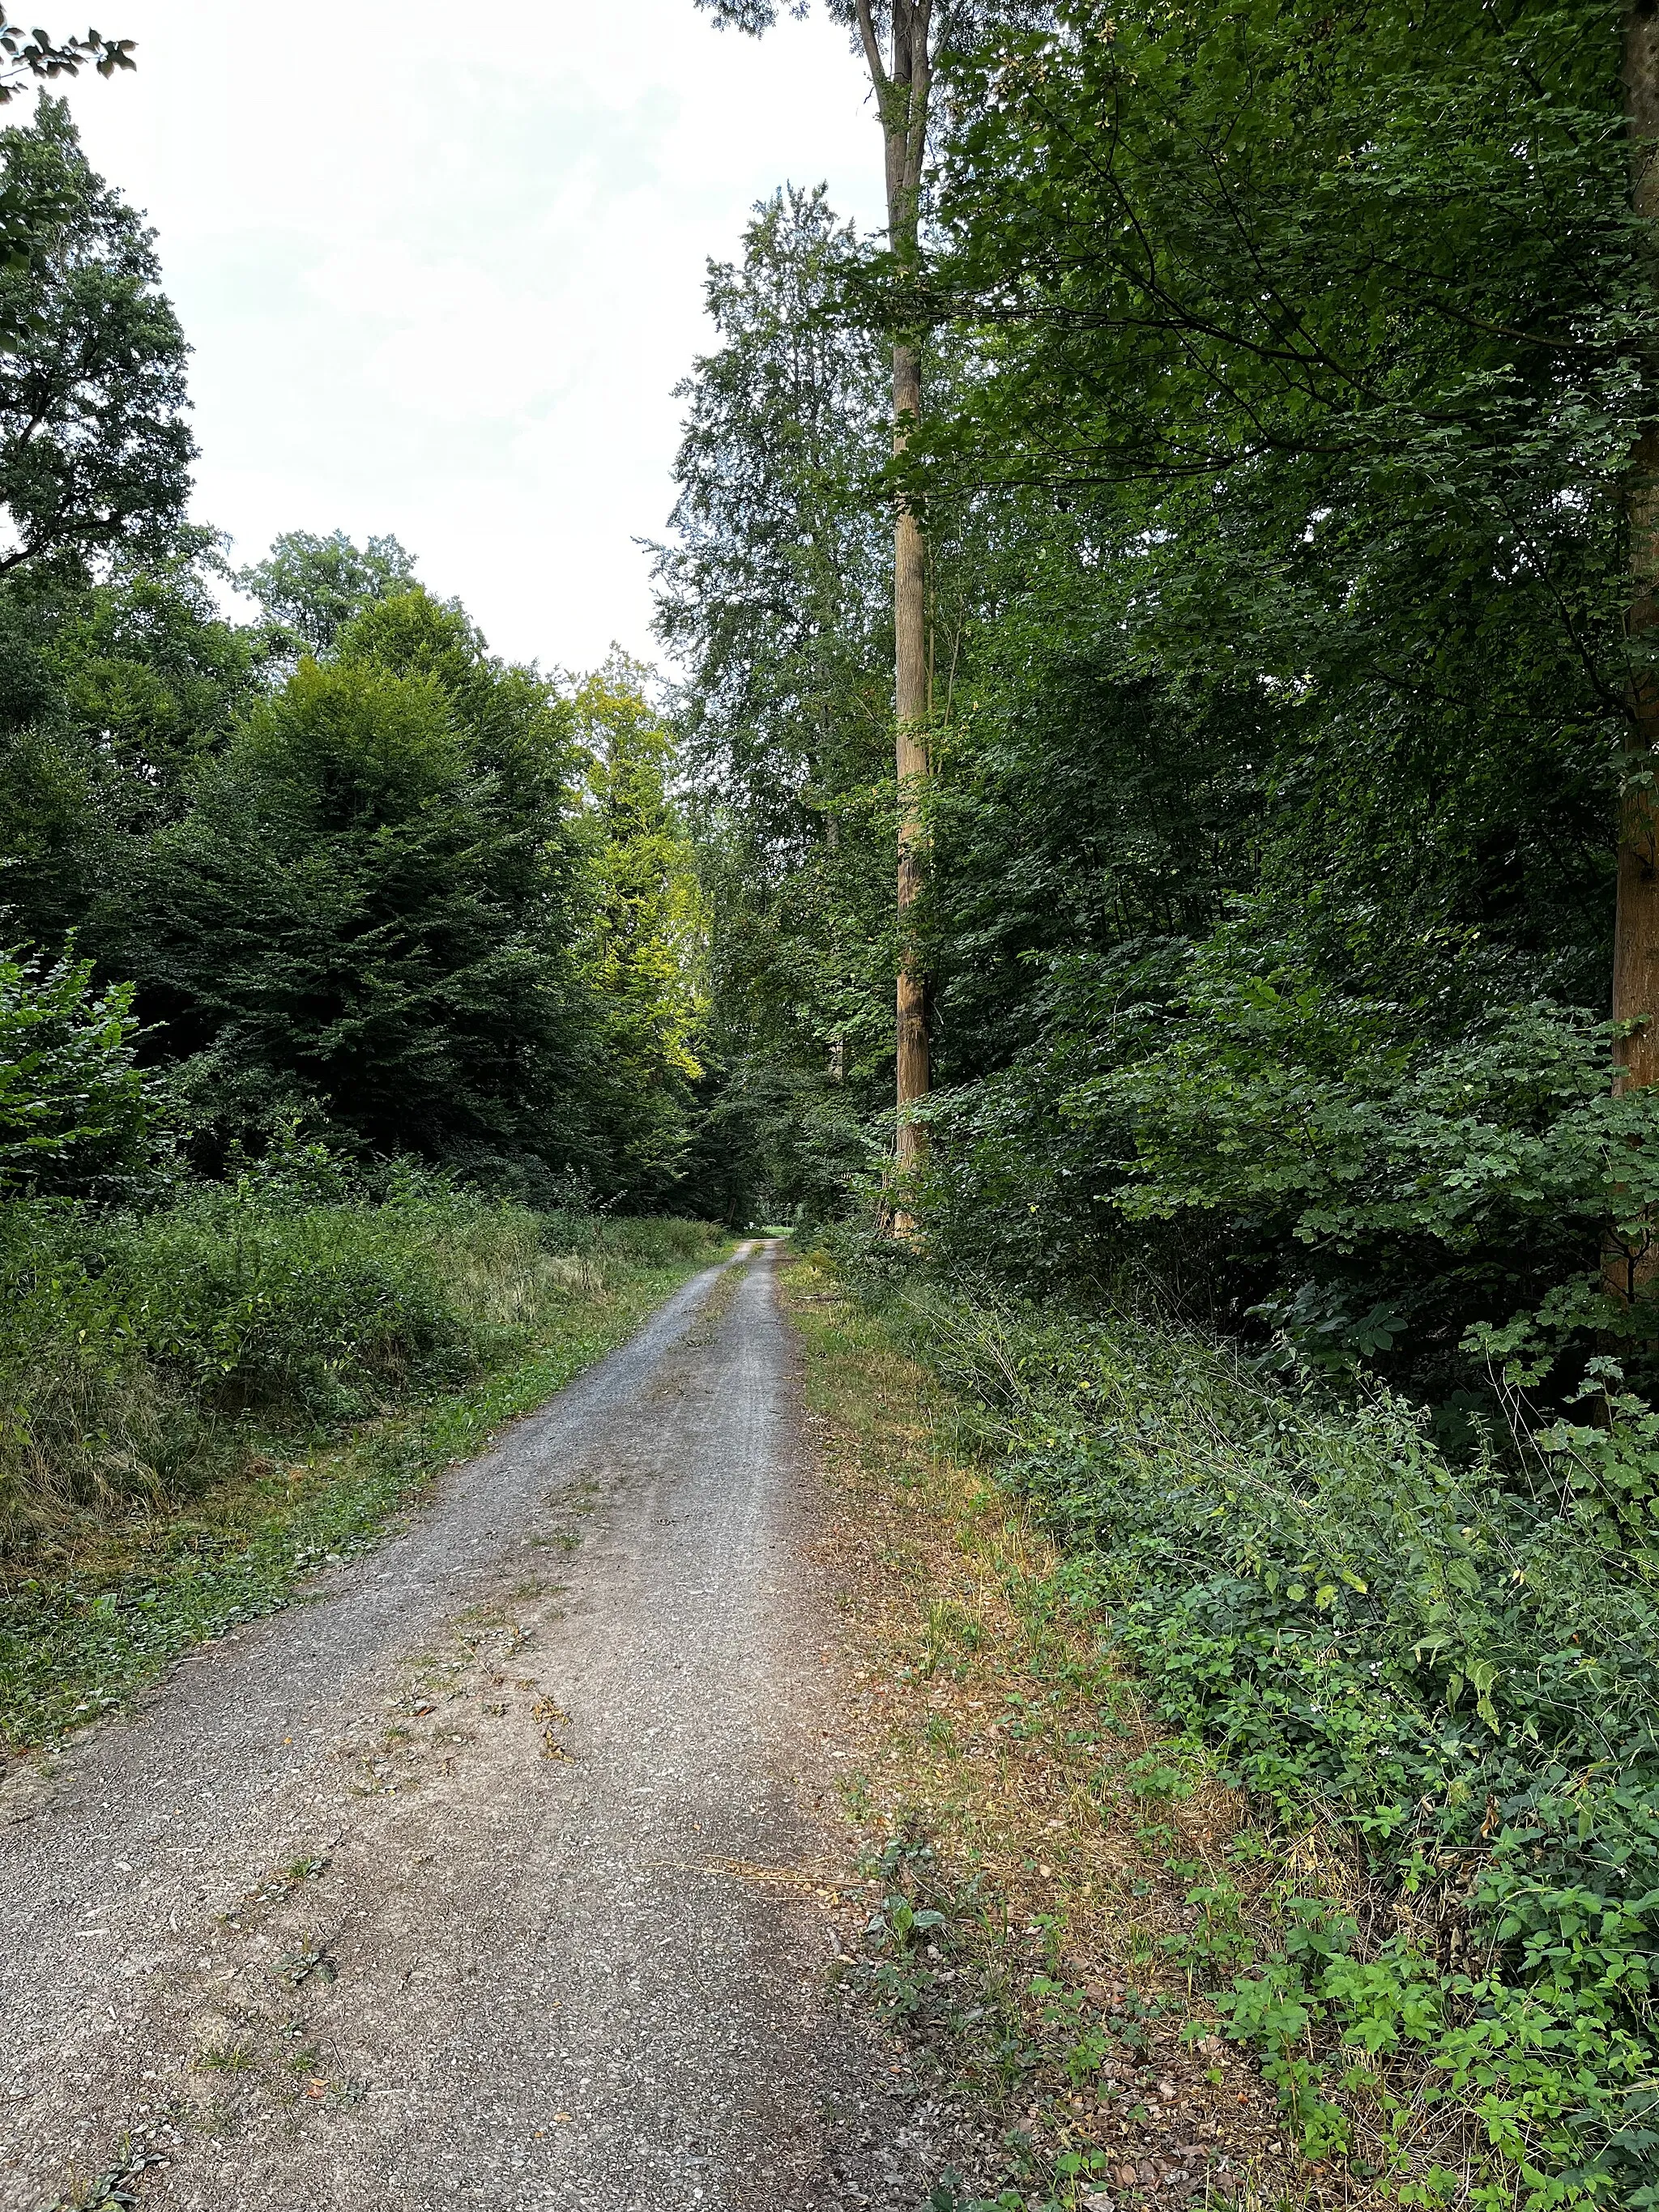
[0,1243,945,2212]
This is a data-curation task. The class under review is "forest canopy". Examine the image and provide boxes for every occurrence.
[662,2,1658,1429]
[642,11,1659,2193]
[0,102,708,1214]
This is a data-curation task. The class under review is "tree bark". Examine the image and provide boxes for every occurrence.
[855,0,935,1185]
[893,336,930,1166]
[1612,5,1659,1297]
[825,798,847,1083]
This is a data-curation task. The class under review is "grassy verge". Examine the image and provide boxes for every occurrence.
[787,1247,1659,2212]
[1,1198,727,1757]
[787,1248,1318,2212]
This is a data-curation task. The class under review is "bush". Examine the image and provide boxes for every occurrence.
[885,1280,1659,2206]
[0,940,154,1196]
[593,1211,727,1266]
[120,611,599,1178]
[917,900,1659,1425]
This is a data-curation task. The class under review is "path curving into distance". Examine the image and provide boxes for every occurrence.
[0,1243,961,2211]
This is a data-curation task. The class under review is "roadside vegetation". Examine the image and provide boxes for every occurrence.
[662,14,1659,2205]
[0,1171,723,1755]
[6,15,1659,2207]
[791,1250,1293,2210]
[791,1246,1659,2212]
[0,96,732,1750]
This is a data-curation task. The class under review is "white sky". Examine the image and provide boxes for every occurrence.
[51,1,885,674]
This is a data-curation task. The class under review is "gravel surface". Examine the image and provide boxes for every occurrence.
[0,1243,965,2212]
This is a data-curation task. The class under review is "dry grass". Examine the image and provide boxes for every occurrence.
[787,1250,1397,2211]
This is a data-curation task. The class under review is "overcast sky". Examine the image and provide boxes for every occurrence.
[50,2,885,674]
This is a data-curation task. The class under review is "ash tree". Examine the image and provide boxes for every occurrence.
[574,654,709,1206]
[652,185,889,839]
[238,529,422,660]
[653,187,898,1218]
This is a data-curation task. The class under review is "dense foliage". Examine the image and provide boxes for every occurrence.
[118,595,601,1181]
[0,98,711,1213]
[0,94,725,1652]
[0,1157,719,1549]
[652,186,897,1221]
[902,0,1641,1404]
[855,1270,1659,2206]
[0,940,147,1194]
[664,1,1659,1413]
[661,6,1659,2199]
[238,526,420,658]
[0,96,191,577]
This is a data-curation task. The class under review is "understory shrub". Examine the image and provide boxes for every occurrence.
[0,939,155,1198]
[915,901,1659,1430]
[874,1276,1659,2207]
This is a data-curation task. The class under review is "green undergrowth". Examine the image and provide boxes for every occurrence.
[826,1251,1659,2211]
[859,1837,1198,2212]
[0,1181,727,1754]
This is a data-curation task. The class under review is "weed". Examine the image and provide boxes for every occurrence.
[46,2142,165,2211]
[838,1770,875,1822]
[533,1696,574,1759]
[196,2044,254,2074]
[275,1943,335,1988]
[811,1251,1659,2207]
[787,1250,1413,2210]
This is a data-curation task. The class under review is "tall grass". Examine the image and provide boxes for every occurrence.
[0,1183,719,1555]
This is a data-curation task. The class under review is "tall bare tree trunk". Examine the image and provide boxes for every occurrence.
[1612,7,1659,1298]
[893,337,930,1167]
[855,0,935,1188]
[825,797,847,1083]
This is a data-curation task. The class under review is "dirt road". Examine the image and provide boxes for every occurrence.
[0,1243,955,2211]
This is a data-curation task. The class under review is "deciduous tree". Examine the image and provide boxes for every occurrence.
[693,2,987,1178]
[0,99,190,578]
[574,653,708,1203]
[239,529,421,660]
[126,591,601,1181]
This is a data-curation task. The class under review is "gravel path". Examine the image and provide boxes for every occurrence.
[0,1243,958,2212]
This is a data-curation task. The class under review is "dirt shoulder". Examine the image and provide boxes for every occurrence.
[785,1247,1372,2212]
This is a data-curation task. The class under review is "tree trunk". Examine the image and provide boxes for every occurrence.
[1612,6,1659,1297]
[825,798,847,1083]
[893,335,930,1168]
[855,0,934,1189]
